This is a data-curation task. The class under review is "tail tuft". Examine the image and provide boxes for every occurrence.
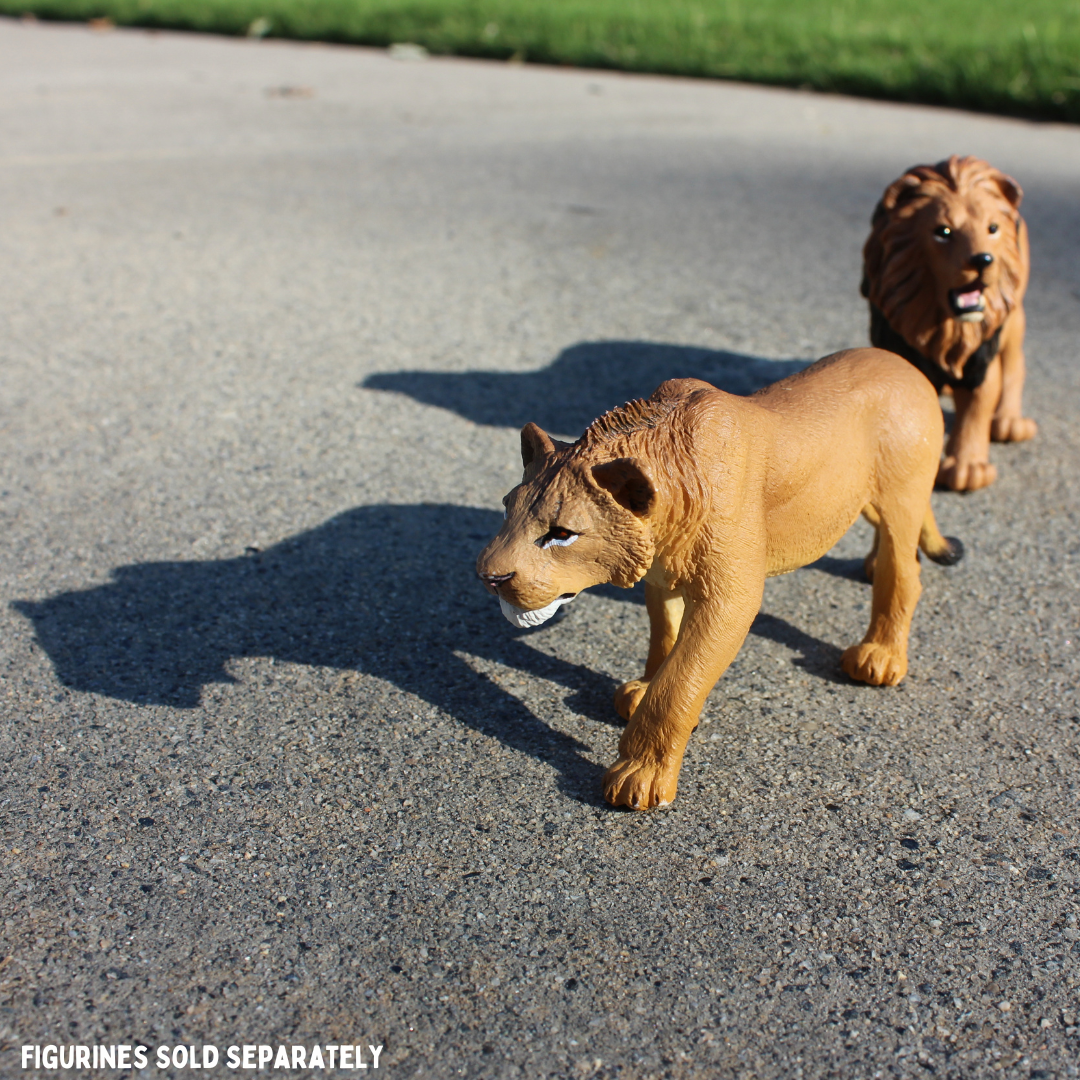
[927,536,964,566]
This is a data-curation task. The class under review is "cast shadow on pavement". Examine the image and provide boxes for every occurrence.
[14,503,855,802]
[362,339,811,436]
[807,555,869,582]
[592,582,851,686]
[14,504,620,801]
[750,612,849,685]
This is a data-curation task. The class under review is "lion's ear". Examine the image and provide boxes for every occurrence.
[592,458,655,517]
[520,422,556,475]
[520,423,570,479]
[990,169,1023,210]
[880,172,924,214]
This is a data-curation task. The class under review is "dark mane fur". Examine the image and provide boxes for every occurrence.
[862,154,1024,374]
[575,396,680,451]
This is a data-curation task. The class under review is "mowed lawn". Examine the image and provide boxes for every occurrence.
[5,0,1079,123]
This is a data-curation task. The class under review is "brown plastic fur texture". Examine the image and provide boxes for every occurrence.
[862,155,1034,492]
[477,349,962,810]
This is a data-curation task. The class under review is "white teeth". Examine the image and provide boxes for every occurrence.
[499,594,576,628]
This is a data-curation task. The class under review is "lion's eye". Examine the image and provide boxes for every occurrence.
[933,225,952,241]
[539,527,579,549]
[988,222,999,234]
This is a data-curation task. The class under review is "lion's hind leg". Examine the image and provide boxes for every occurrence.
[842,502,923,687]
[918,507,964,566]
[863,503,964,581]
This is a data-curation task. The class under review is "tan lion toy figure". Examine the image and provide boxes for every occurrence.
[862,154,1035,492]
[476,349,963,810]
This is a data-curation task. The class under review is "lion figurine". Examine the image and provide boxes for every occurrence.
[476,349,963,810]
[861,154,1035,492]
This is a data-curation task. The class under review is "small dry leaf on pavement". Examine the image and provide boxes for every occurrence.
[264,86,315,98]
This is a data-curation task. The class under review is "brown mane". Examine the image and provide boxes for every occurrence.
[575,396,681,450]
[574,391,713,512]
[862,155,1025,373]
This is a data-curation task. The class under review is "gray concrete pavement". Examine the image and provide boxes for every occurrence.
[2,17,1080,1078]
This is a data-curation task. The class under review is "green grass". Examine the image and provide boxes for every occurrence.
[7,0,1080,124]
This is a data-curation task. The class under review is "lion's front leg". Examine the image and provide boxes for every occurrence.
[612,679,649,723]
[603,580,762,810]
[939,356,1002,491]
[990,309,1037,444]
[613,584,684,723]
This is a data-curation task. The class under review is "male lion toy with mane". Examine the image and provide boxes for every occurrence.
[477,349,963,810]
[862,154,1035,492]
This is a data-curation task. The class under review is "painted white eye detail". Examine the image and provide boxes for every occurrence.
[539,528,578,549]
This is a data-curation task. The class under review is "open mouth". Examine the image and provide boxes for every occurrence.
[949,284,985,318]
[499,592,578,628]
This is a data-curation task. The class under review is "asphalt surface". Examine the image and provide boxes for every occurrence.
[2,18,1080,1080]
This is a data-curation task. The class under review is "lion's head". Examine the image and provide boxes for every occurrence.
[862,155,1026,378]
[476,418,662,628]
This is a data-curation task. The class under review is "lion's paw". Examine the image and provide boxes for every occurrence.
[841,643,907,687]
[938,456,997,492]
[613,679,649,722]
[602,756,678,810]
[991,415,1037,443]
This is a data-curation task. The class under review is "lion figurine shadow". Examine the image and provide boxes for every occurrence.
[14,502,852,802]
[362,339,810,437]
[13,504,618,800]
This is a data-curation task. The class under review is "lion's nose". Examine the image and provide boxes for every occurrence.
[970,252,994,268]
[478,571,515,587]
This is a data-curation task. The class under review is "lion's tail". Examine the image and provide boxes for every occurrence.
[919,508,964,566]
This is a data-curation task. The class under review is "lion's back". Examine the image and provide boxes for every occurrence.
[748,348,944,572]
